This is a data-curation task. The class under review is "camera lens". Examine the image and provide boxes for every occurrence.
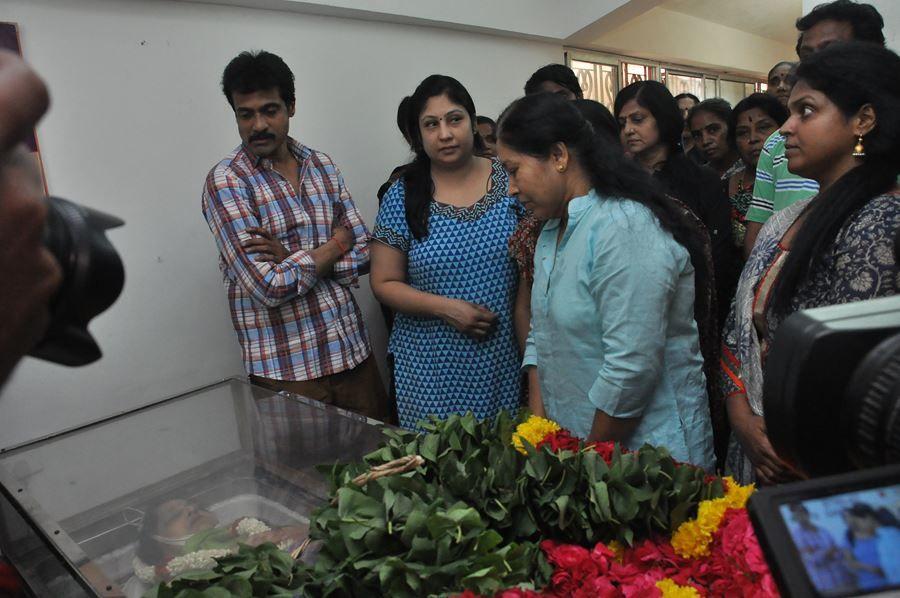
[843,332,900,470]
[28,197,125,366]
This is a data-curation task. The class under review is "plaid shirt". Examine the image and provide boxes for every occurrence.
[202,138,371,381]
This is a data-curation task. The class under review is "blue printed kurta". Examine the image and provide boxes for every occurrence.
[373,160,522,429]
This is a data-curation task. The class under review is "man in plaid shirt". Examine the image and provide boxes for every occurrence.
[202,50,389,421]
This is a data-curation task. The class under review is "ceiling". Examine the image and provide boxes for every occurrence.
[663,0,803,45]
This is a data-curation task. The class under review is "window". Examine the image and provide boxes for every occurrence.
[661,69,704,100]
[621,61,657,86]
[570,59,618,109]
[566,48,764,111]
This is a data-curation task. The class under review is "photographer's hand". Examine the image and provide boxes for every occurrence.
[0,51,61,388]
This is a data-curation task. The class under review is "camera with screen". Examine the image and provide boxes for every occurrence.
[748,295,900,598]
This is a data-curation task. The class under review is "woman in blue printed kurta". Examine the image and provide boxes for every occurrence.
[370,75,521,429]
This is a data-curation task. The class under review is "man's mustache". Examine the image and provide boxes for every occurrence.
[249,133,275,143]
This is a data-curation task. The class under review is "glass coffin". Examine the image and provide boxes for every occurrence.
[0,378,385,597]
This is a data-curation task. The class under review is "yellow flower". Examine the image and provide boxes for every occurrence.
[512,415,560,454]
[670,479,756,559]
[608,540,625,561]
[671,519,709,558]
[723,479,755,510]
[656,578,700,598]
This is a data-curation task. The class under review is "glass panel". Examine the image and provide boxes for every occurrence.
[704,77,717,100]
[744,83,757,98]
[719,79,747,106]
[570,59,617,110]
[665,72,704,100]
[0,379,385,597]
[621,61,654,87]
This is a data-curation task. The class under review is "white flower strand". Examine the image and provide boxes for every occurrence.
[235,517,270,537]
[132,517,273,584]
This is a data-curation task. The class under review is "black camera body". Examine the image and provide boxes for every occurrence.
[28,197,124,366]
[764,296,900,476]
[750,297,900,597]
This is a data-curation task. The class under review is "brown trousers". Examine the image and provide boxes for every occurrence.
[250,355,393,423]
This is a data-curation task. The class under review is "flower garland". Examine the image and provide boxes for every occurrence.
[134,548,234,585]
[477,416,780,597]
[133,516,290,584]
[670,477,755,559]
[151,413,779,597]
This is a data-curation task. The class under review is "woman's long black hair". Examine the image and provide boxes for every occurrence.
[497,92,712,331]
[769,42,900,317]
[402,74,485,240]
[614,80,706,207]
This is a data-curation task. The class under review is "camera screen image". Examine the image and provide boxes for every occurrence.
[780,485,900,597]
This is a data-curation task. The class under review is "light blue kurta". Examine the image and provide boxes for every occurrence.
[523,190,714,470]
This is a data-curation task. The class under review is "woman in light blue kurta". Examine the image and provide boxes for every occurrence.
[496,93,714,470]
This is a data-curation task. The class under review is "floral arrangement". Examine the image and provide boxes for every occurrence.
[482,416,777,597]
[149,412,779,597]
[135,516,293,585]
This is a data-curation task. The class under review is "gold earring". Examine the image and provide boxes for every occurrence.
[852,135,865,158]
[557,165,566,172]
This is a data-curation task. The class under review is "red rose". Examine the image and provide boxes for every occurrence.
[590,542,616,573]
[551,569,575,593]
[538,430,581,452]
[548,543,591,569]
[759,572,781,597]
[588,441,617,463]
[608,560,646,584]
[579,576,621,598]
[540,539,559,554]
[618,571,665,598]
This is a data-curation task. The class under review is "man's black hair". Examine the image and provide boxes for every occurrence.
[524,64,583,99]
[221,50,296,109]
[796,0,885,46]
[674,93,700,105]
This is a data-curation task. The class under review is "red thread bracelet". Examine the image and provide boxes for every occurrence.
[332,236,349,253]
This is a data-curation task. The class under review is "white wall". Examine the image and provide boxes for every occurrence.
[176,0,635,40]
[0,0,561,448]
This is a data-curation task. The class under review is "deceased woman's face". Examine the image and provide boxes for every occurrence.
[156,499,218,539]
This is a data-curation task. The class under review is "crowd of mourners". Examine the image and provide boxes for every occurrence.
[198,0,899,484]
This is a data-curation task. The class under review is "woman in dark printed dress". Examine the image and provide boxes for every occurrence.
[370,75,522,430]
[725,94,788,253]
[722,43,900,485]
